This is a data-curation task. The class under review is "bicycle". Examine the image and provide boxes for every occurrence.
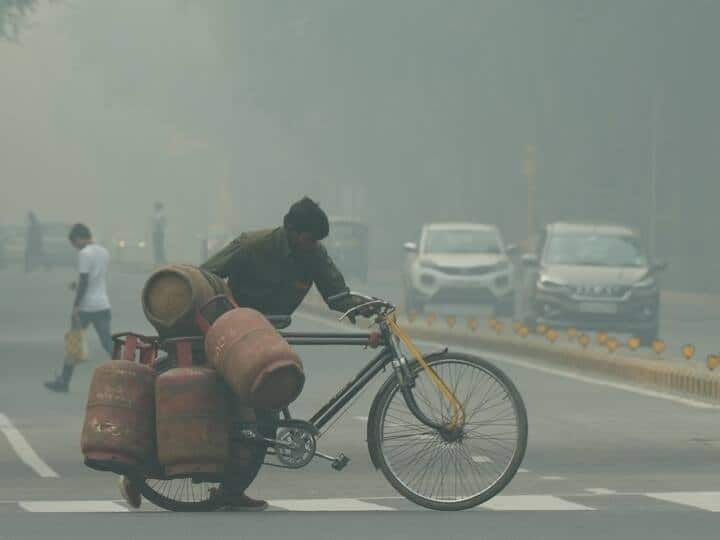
[137,291,528,511]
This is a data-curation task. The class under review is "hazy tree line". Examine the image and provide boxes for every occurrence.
[4,1,719,292]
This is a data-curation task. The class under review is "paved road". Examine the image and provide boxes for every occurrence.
[1,269,719,539]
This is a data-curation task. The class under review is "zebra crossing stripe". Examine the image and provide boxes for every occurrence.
[19,501,128,513]
[270,498,396,512]
[480,495,594,511]
[645,492,720,512]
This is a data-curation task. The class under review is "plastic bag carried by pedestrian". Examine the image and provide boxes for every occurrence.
[64,328,88,365]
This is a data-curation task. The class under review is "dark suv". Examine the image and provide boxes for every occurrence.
[522,222,666,345]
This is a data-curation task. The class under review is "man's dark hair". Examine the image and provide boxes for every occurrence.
[68,223,92,242]
[283,197,329,240]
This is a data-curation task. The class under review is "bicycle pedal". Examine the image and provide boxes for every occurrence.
[331,454,350,471]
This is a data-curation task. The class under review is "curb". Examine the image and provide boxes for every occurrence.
[301,296,720,404]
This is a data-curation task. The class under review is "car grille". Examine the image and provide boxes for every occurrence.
[572,285,630,299]
[434,265,496,276]
[432,288,496,303]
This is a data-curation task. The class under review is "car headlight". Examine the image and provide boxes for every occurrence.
[633,276,657,290]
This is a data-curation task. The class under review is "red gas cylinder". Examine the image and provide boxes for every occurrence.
[81,335,156,474]
[205,308,305,409]
[155,340,231,476]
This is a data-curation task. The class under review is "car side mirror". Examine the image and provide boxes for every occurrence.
[652,260,668,272]
[403,242,418,253]
[521,253,539,267]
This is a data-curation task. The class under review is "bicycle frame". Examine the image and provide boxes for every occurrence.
[281,331,393,431]
[280,313,465,435]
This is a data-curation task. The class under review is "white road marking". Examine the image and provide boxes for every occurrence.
[0,413,59,478]
[645,492,720,512]
[271,498,396,512]
[518,468,530,473]
[19,501,128,513]
[353,416,369,422]
[480,495,594,511]
[472,455,493,464]
[298,311,720,410]
[540,476,567,481]
[585,488,617,495]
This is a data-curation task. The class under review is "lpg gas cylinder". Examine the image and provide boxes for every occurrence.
[81,359,156,474]
[205,308,305,409]
[155,342,231,476]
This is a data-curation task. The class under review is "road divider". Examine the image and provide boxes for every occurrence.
[301,292,720,403]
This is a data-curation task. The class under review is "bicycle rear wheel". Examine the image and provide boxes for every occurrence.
[137,476,222,512]
[367,352,528,511]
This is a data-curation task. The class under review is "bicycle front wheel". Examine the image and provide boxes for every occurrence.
[367,352,528,511]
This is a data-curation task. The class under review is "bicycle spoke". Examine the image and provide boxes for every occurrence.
[377,356,524,505]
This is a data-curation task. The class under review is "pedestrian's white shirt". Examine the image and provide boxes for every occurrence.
[77,244,111,312]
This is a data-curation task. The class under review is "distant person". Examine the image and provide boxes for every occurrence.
[44,223,112,393]
[25,211,44,273]
[152,201,166,264]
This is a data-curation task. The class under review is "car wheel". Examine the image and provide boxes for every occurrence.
[493,295,515,318]
[404,287,424,314]
[638,322,660,347]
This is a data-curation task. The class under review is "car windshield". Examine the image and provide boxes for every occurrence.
[424,229,501,255]
[544,234,648,267]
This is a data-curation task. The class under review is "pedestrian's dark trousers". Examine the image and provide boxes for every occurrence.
[59,310,113,386]
[221,409,278,495]
[72,309,113,357]
[153,232,165,264]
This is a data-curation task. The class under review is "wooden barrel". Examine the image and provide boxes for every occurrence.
[205,308,305,409]
[141,264,230,338]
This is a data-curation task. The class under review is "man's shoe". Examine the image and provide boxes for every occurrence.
[44,379,68,393]
[211,490,268,512]
[119,476,142,509]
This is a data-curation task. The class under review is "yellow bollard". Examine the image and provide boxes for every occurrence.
[596,332,609,345]
[607,337,620,353]
[518,326,530,338]
[681,344,696,360]
[627,336,641,351]
[651,339,666,355]
[578,334,591,348]
[707,354,720,371]
[546,328,559,343]
[535,323,547,335]
[466,317,479,331]
[567,327,578,341]
[426,312,437,327]
[445,315,457,329]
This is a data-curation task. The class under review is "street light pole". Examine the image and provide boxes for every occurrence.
[649,85,663,259]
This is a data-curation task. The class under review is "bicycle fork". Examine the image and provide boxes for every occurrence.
[387,323,465,437]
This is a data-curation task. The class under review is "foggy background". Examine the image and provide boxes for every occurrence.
[2,0,719,292]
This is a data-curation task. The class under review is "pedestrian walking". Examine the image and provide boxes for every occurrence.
[25,211,43,273]
[44,223,113,393]
[152,201,166,265]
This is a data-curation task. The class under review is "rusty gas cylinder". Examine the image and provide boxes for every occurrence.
[205,308,305,409]
[141,264,230,338]
[81,358,156,474]
[155,340,231,476]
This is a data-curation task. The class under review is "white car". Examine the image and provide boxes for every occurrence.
[402,223,516,316]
